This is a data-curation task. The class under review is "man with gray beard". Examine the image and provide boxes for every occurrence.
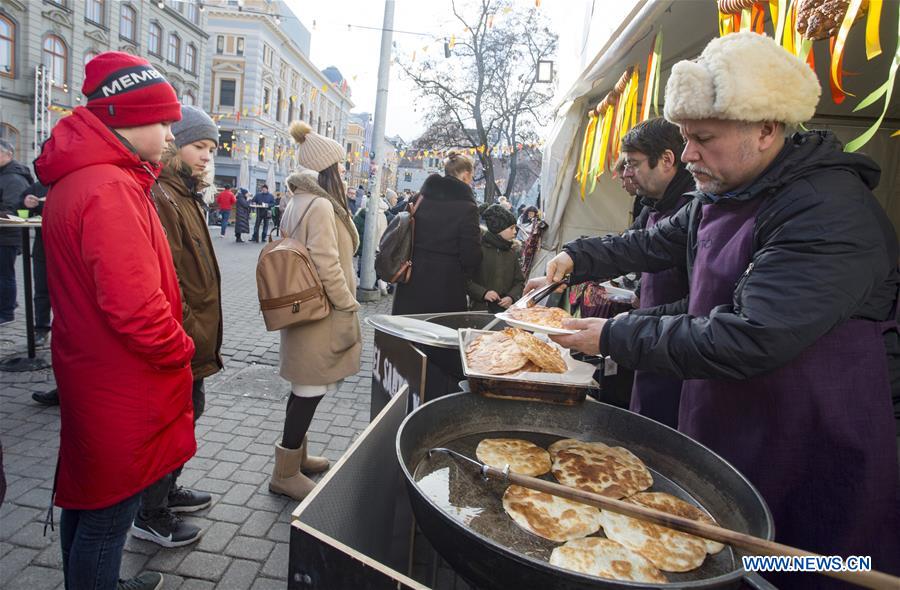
[528,32,899,588]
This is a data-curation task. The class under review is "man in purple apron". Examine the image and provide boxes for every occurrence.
[619,118,694,428]
[535,32,900,588]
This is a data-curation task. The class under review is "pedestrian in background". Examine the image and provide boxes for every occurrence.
[18,181,51,343]
[271,121,361,501]
[234,188,251,243]
[35,51,193,590]
[392,151,482,315]
[216,184,236,238]
[0,138,33,326]
[135,105,225,549]
[250,184,275,242]
[468,204,525,313]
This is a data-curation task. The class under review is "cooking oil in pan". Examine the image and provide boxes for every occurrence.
[413,431,737,583]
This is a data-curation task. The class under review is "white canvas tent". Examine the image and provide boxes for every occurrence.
[534,0,899,277]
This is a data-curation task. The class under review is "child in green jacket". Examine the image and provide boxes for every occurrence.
[468,204,525,313]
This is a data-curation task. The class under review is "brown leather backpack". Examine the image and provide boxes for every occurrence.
[256,197,330,331]
[375,195,422,284]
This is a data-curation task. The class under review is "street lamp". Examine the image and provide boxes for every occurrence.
[537,59,554,83]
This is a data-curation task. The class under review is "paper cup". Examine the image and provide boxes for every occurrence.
[16,209,29,219]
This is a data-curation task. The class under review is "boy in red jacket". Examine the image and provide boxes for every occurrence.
[35,52,195,590]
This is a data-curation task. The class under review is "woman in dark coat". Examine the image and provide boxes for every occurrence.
[234,188,251,243]
[392,151,482,315]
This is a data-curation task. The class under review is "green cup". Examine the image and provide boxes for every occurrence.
[17,209,29,219]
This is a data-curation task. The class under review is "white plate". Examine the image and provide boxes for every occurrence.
[494,312,577,335]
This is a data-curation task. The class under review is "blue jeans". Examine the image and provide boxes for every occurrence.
[220,210,230,236]
[60,491,142,590]
[0,245,18,321]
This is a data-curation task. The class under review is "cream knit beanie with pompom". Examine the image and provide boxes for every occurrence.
[289,121,345,172]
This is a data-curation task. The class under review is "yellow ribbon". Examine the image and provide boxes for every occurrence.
[866,0,883,59]
[831,0,865,97]
[578,114,598,200]
[740,7,752,32]
[587,109,606,194]
[593,107,614,182]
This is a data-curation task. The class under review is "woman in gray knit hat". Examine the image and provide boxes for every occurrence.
[134,105,224,548]
[269,121,361,501]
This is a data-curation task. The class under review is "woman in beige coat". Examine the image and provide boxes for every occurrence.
[269,121,362,500]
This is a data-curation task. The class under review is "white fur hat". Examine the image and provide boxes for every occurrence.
[289,121,345,172]
[664,32,821,125]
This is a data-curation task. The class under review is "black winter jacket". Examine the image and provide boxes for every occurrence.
[564,131,900,392]
[392,174,482,315]
[0,160,34,247]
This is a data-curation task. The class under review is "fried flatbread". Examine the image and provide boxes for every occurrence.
[511,330,568,373]
[551,443,653,499]
[475,438,551,477]
[549,537,668,584]
[548,438,610,457]
[465,330,528,375]
[502,485,602,542]
[598,497,708,572]
[507,306,571,329]
[626,492,725,555]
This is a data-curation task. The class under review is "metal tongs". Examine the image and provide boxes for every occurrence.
[426,448,900,589]
[512,274,570,309]
[482,275,571,331]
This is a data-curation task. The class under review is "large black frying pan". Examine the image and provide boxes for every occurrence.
[397,393,775,590]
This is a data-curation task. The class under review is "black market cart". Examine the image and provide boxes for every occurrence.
[288,311,779,590]
[0,218,50,372]
[288,386,780,590]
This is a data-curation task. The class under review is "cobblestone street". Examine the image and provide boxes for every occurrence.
[0,228,391,589]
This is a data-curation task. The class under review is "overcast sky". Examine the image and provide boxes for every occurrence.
[284,0,573,143]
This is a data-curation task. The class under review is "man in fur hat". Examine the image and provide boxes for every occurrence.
[529,32,900,586]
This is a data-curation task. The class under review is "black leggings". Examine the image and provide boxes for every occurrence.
[281,394,323,450]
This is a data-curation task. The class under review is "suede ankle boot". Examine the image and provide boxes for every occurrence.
[269,443,316,500]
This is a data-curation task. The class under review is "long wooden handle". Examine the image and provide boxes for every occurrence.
[492,467,900,590]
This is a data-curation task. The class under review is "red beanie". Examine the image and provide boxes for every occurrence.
[83,52,182,127]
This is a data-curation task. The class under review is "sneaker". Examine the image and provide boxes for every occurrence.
[35,329,50,346]
[131,510,202,548]
[32,388,59,406]
[167,486,211,513]
[118,572,163,590]
[0,317,13,326]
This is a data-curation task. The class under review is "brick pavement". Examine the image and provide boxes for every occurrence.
[0,229,392,589]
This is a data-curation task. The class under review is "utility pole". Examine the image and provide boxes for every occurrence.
[357,0,395,301]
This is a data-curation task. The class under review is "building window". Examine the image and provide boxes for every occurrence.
[263,44,273,67]
[185,43,196,74]
[86,0,105,26]
[287,97,294,122]
[298,103,305,121]
[217,129,234,157]
[275,88,283,122]
[0,123,19,156]
[186,0,199,24]
[263,87,270,114]
[119,5,136,42]
[149,22,161,55]
[42,35,67,86]
[216,35,224,54]
[236,36,244,56]
[218,79,236,107]
[84,50,99,70]
[317,117,322,134]
[182,90,195,106]
[280,60,287,81]
[258,137,265,162]
[167,33,180,65]
[0,15,14,78]
[404,172,412,183]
